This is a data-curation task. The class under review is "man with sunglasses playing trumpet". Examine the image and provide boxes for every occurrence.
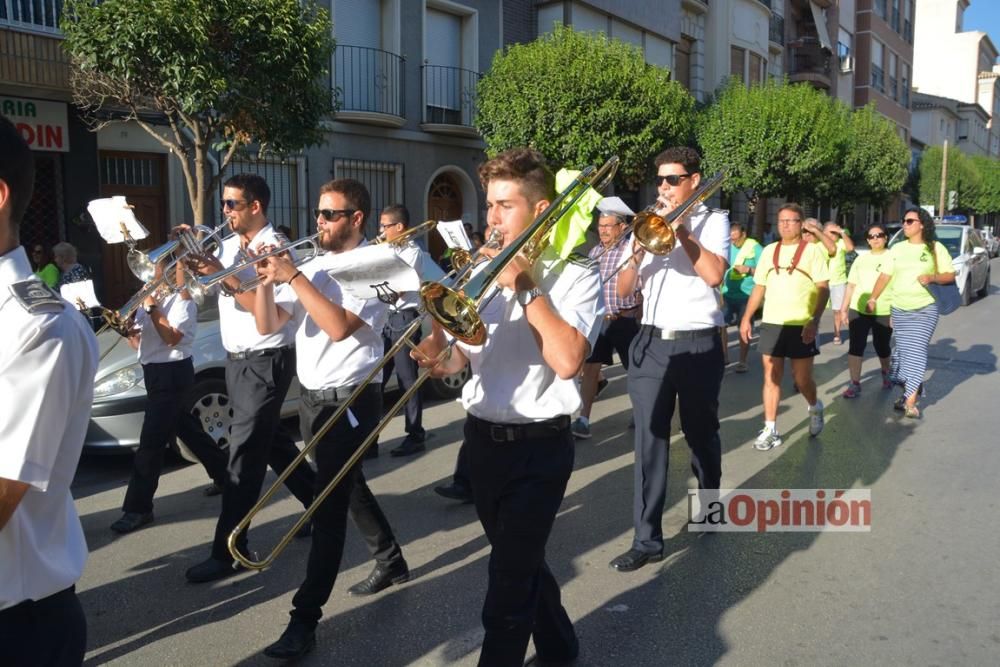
[608,146,730,573]
[415,147,603,666]
[182,174,317,583]
[251,179,408,660]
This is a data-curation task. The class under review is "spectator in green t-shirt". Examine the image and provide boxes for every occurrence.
[30,244,59,288]
[823,221,855,345]
[720,222,762,372]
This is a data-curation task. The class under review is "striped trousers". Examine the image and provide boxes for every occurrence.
[889,303,939,399]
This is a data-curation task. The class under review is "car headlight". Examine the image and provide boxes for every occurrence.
[93,364,144,399]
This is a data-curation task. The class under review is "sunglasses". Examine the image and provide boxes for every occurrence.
[902,218,921,226]
[867,233,887,240]
[378,221,402,231]
[315,208,356,222]
[654,174,692,187]
[221,199,251,210]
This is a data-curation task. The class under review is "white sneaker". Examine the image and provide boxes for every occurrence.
[753,427,783,451]
[809,401,825,437]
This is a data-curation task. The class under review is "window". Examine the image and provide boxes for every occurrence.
[0,0,63,34]
[731,46,745,84]
[333,0,404,116]
[675,36,693,90]
[888,51,898,100]
[645,34,673,70]
[331,158,403,238]
[958,119,969,141]
[220,158,306,234]
[837,28,852,70]
[423,3,479,127]
[871,39,884,93]
[874,0,887,20]
[901,63,910,108]
[749,52,764,86]
[891,0,901,32]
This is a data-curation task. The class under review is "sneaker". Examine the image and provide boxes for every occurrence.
[733,361,748,373]
[881,371,892,390]
[893,396,907,412]
[808,401,825,436]
[753,428,783,451]
[571,417,592,439]
[842,381,861,399]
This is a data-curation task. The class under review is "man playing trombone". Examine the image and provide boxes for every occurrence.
[251,179,408,660]
[415,148,603,666]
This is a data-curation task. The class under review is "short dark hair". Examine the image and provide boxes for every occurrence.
[0,115,35,230]
[224,173,271,213]
[382,204,410,228]
[731,221,747,234]
[478,147,556,205]
[777,203,805,221]
[654,146,702,174]
[320,178,371,223]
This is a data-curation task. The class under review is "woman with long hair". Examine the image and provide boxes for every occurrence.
[839,223,893,398]
[29,243,60,288]
[867,208,955,418]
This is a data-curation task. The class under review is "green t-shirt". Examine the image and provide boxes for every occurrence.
[758,241,831,325]
[35,263,60,289]
[887,241,955,311]
[722,238,762,299]
[846,250,892,315]
[828,238,848,285]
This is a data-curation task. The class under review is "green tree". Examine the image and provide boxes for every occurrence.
[917,145,980,214]
[696,79,850,207]
[62,0,334,226]
[475,24,695,190]
[831,104,910,209]
[968,155,1000,214]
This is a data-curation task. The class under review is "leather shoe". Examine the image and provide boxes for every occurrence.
[110,511,154,534]
[348,559,410,596]
[608,548,664,572]
[203,482,222,497]
[263,621,315,660]
[434,482,473,503]
[185,556,245,583]
[390,437,426,457]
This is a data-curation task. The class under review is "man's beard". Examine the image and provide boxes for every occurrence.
[320,226,354,253]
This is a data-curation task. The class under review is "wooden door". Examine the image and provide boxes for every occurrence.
[98,152,168,308]
[427,172,463,261]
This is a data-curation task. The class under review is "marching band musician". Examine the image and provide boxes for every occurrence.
[0,115,97,665]
[183,174,317,583]
[414,148,603,666]
[252,179,408,660]
[109,259,228,534]
[608,146,730,573]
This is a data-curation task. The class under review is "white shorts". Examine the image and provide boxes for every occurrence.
[829,283,846,310]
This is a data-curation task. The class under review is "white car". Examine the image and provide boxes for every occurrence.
[86,299,470,461]
[979,228,999,258]
[888,224,991,307]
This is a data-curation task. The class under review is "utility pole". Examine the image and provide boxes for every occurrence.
[939,139,949,216]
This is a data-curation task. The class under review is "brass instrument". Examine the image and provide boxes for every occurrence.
[371,219,438,246]
[226,158,619,570]
[195,232,322,293]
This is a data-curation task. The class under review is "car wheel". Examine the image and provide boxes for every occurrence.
[174,378,232,463]
[425,363,471,400]
[977,269,990,298]
[961,277,972,306]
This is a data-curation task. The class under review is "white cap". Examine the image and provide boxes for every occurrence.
[596,196,635,218]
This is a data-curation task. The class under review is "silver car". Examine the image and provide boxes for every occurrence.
[85,300,470,462]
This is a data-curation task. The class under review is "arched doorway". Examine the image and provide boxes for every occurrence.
[427,172,464,261]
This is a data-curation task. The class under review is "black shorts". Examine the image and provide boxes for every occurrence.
[758,322,819,359]
[586,316,640,367]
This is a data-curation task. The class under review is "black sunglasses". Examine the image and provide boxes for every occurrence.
[314,208,356,222]
[221,199,251,210]
[867,233,887,240]
[655,174,692,187]
[902,218,921,225]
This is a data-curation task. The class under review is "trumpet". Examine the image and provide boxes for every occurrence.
[196,232,322,293]
[127,225,226,283]
[371,219,439,246]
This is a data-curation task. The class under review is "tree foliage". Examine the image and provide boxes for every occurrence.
[917,145,981,214]
[475,24,695,189]
[831,104,910,209]
[967,155,1000,214]
[696,79,850,204]
[62,0,334,226]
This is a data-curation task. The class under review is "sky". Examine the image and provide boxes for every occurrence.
[964,1,1000,55]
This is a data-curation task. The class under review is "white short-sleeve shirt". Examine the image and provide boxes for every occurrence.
[391,242,441,312]
[456,247,604,423]
[289,253,390,391]
[215,224,296,353]
[0,246,97,610]
[622,203,730,330]
[135,292,197,364]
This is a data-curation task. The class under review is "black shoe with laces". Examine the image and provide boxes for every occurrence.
[185,556,246,584]
[348,559,410,596]
[434,482,473,503]
[110,511,154,534]
[263,621,316,659]
[608,548,664,572]
[390,437,427,457]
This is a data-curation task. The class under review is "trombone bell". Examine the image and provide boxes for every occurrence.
[419,282,486,346]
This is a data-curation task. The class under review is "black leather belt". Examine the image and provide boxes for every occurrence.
[226,346,289,361]
[303,384,360,404]
[606,307,639,321]
[647,326,717,341]
[468,414,571,443]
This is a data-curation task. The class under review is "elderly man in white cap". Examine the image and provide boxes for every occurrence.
[573,197,641,439]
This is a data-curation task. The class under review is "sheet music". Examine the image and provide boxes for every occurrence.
[319,244,421,301]
[60,279,101,308]
[88,196,150,243]
[436,220,472,250]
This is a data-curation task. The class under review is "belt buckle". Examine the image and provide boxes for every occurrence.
[488,424,518,442]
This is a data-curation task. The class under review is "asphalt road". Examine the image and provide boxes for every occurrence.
[73,260,1000,666]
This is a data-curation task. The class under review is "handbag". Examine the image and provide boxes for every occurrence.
[926,243,961,315]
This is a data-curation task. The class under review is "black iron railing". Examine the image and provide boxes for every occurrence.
[1,0,63,35]
[769,14,784,45]
[333,44,405,117]
[872,65,885,93]
[421,64,480,127]
[789,43,831,79]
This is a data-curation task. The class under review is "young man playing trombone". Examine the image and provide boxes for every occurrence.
[415,148,604,666]
[251,178,408,660]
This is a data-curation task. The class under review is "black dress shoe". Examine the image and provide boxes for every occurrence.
[434,482,473,503]
[348,559,410,596]
[390,437,426,457]
[263,622,316,660]
[110,511,154,534]
[203,482,222,497]
[185,557,244,583]
[608,548,664,572]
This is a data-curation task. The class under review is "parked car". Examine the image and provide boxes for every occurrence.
[888,223,991,307]
[978,228,999,258]
[85,299,470,462]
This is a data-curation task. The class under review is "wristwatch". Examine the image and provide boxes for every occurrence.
[516,286,544,307]
[143,303,156,315]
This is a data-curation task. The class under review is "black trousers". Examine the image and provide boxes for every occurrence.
[466,418,578,667]
[122,358,228,514]
[211,347,316,562]
[847,309,893,358]
[290,384,402,628]
[0,586,86,667]
[382,309,425,440]
[628,327,724,554]
[451,438,472,489]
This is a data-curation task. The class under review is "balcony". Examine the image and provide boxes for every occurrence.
[1,0,63,35]
[903,19,913,43]
[332,45,406,128]
[421,64,481,137]
[889,75,898,100]
[901,82,910,108]
[788,42,832,89]
[769,14,784,47]
[0,27,70,92]
[872,65,885,94]
[891,8,900,32]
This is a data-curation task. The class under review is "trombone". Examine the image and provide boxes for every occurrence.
[371,218,438,246]
[196,233,323,293]
[226,158,619,570]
